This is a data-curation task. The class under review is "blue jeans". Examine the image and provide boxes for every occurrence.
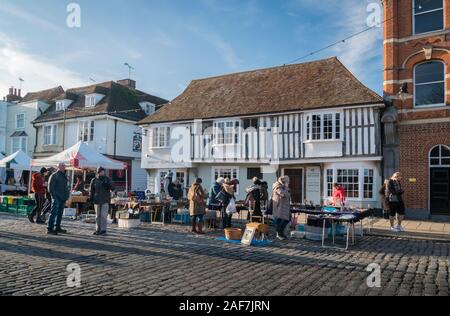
[48,198,65,231]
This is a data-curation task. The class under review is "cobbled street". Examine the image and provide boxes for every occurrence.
[0,213,449,296]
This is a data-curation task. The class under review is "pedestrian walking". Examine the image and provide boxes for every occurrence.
[90,167,114,236]
[47,163,70,235]
[386,172,406,232]
[188,178,207,234]
[379,179,390,219]
[40,167,54,222]
[272,176,291,241]
[28,167,47,224]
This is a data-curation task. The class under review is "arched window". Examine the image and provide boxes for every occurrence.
[430,145,450,166]
[414,61,445,107]
[414,0,444,35]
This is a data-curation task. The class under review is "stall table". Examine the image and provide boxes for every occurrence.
[66,195,89,215]
[290,206,373,250]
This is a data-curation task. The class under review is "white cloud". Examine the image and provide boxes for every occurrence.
[189,25,242,70]
[0,1,63,33]
[0,33,86,97]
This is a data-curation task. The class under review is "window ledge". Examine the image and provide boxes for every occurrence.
[304,139,343,144]
[149,146,171,150]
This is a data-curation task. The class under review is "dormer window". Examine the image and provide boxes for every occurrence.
[56,101,66,112]
[140,102,156,115]
[86,95,96,107]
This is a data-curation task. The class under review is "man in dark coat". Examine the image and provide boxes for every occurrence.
[47,163,70,235]
[90,167,114,236]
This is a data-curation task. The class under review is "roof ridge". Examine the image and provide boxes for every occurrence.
[191,57,338,83]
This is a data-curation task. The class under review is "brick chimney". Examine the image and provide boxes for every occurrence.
[117,79,136,89]
[6,86,22,102]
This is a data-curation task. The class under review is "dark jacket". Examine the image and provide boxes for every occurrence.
[90,176,114,205]
[386,179,404,203]
[208,182,223,206]
[169,183,183,200]
[48,171,70,202]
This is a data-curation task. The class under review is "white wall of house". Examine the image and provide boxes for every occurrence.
[0,101,8,154]
[6,101,50,156]
[35,115,146,191]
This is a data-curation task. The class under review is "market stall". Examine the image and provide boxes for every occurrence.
[31,142,128,215]
[290,205,373,250]
[0,150,39,195]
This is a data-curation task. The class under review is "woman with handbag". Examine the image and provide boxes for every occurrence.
[272,176,291,241]
[379,180,390,220]
[188,178,207,234]
[386,172,406,232]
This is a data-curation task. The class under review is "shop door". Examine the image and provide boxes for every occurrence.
[284,169,303,203]
[430,168,450,215]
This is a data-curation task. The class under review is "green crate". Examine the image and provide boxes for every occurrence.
[17,205,33,216]
[0,203,7,212]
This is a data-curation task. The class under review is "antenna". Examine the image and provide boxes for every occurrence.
[18,77,24,90]
[89,77,96,83]
[124,62,135,79]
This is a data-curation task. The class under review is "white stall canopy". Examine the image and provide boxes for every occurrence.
[0,151,39,171]
[31,142,127,170]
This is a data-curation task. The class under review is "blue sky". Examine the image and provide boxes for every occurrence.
[0,0,383,100]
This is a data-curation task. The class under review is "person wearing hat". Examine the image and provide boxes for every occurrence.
[89,167,115,236]
[28,167,48,224]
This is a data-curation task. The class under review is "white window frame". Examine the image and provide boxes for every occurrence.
[212,166,240,193]
[429,145,450,167]
[413,60,446,108]
[141,102,156,115]
[43,124,58,146]
[78,120,95,142]
[85,95,96,108]
[213,120,240,146]
[324,167,376,201]
[305,112,343,142]
[413,0,445,35]
[11,136,27,153]
[15,113,25,130]
[56,101,65,112]
[150,126,170,149]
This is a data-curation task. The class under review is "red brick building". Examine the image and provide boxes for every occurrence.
[382,0,450,218]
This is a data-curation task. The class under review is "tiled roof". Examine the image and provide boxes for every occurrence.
[21,86,64,104]
[33,81,169,124]
[139,57,383,125]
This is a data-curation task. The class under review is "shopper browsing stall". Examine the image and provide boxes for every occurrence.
[188,178,207,234]
[272,176,291,241]
[28,167,47,224]
[90,167,115,236]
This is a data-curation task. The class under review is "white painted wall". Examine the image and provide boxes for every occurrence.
[0,101,7,153]
[131,159,147,191]
[6,101,50,156]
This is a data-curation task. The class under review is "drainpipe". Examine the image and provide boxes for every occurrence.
[114,119,118,159]
[62,108,66,150]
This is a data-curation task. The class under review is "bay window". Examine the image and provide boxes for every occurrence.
[150,126,170,148]
[414,61,445,107]
[414,0,444,35]
[44,125,57,146]
[325,167,375,200]
[12,137,27,153]
[305,113,342,141]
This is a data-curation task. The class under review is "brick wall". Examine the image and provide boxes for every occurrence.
[398,122,450,213]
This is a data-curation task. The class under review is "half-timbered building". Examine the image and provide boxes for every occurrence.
[139,57,384,207]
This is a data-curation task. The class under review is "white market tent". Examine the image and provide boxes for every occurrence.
[0,151,39,194]
[0,150,39,171]
[31,141,129,192]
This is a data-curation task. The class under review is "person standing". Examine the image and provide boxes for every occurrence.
[90,167,114,236]
[379,180,390,220]
[40,167,54,222]
[221,178,237,229]
[386,172,406,232]
[47,163,70,235]
[168,179,183,201]
[245,177,263,219]
[188,178,207,234]
[272,176,291,241]
[28,167,47,224]
[332,183,347,207]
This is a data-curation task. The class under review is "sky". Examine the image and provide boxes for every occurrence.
[0,0,384,101]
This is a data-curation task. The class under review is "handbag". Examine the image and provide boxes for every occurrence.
[215,190,228,204]
[388,194,399,203]
[226,199,237,215]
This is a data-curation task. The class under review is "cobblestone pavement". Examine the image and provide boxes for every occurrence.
[0,213,449,296]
